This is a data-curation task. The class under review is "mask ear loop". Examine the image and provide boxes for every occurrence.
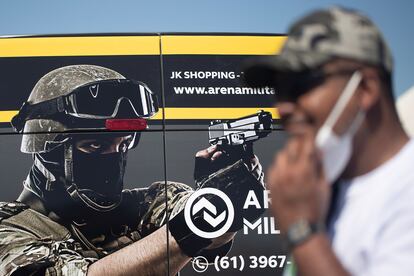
[322,71,363,131]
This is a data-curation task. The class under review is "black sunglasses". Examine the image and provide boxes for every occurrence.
[274,68,362,102]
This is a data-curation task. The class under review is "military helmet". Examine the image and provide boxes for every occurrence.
[13,65,158,153]
[14,65,159,213]
[20,65,125,153]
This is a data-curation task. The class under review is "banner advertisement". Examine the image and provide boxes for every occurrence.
[0,34,289,276]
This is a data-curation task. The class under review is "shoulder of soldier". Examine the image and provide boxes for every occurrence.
[0,201,70,241]
[0,202,41,265]
[0,207,37,252]
[0,201,29,222]
[0,202,90,276]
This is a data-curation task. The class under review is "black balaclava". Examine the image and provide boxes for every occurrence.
[70,148,127,210]
[24,134,130,220]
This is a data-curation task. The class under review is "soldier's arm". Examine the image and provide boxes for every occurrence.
[0,227,95,276]
[89,144,262,275]
[87,179,235,276]
[87,225,189,276]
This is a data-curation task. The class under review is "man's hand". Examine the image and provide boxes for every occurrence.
[267,130,330,233]
[267,129,351,276]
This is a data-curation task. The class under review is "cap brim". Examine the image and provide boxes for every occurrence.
[242,51,331,88]
[243,55,287,88]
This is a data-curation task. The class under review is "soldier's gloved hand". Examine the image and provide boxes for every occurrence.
[194,144,265,231]
[169,144,264,260]
[168,190,235,261]
[194,143,255,186]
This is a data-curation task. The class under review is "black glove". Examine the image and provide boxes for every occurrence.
[194,143,254,186]
[196,158,265,231]
[169,146,265,258]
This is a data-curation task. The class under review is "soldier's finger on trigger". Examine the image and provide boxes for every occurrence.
[211,151,223,161]
[195,144,217,158]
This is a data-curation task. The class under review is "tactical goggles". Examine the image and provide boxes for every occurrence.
[12,79,159,132]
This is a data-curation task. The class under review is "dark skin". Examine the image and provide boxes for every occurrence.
[267,59,409,276]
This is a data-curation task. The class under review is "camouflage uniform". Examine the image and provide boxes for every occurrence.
[0,181,192,276]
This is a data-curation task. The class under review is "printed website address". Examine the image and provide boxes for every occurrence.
[173,86,275,95]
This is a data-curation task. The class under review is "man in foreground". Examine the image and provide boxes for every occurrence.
[245,6,413,276]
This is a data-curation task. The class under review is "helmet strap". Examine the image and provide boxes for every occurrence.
[34,154,56,191]
[64,142,74,184]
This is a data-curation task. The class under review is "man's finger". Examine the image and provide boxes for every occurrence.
[285,138,301,163]
[275,149,289,177]
[301,129,318,161]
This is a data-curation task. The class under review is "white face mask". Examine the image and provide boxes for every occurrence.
[315,71,364,183]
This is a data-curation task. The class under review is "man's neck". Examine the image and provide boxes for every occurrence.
[343,109,409,179]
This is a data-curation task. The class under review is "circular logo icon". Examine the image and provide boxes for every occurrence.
[192,256,209,273]
[184,188,234,239]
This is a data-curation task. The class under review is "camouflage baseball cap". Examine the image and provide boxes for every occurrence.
[244,6,393,87]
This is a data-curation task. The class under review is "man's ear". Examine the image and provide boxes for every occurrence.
[359,68,381,111]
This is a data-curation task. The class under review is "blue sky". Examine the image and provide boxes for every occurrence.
[0,0,413,97]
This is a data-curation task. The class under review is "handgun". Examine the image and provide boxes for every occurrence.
[194,111,272,183]
[208,110,272,147]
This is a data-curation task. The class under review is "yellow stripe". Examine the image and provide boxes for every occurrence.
[0,36,160,57]
[162,35,286,55]
[163,107,279,119]
[0,108,279,123]
[0,110,18,123]
[0,35,285,57]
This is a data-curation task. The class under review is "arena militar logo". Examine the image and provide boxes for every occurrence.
[184,188,234,239]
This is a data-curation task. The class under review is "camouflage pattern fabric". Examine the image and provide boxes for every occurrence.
[244,6,393,86]
[279,6,393,72]
[0,181,192,276]
[138,181,193,236]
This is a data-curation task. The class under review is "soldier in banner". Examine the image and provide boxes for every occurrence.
[0,65,265,275]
